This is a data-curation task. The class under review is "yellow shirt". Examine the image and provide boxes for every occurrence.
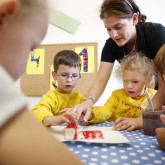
[89,88,157,123]
[32,89,84,122]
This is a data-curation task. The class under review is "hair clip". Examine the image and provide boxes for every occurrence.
[124,0,134,11]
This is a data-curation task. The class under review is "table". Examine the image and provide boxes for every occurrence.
[62,122,165,165]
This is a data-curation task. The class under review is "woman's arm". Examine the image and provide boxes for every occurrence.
[0,108,83,165]
[87,62,114,102]
[76,62,114,122]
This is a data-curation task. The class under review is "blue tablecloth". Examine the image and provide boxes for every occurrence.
[64,122,165,165]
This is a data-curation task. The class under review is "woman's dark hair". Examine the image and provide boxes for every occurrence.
[100,0,146,24]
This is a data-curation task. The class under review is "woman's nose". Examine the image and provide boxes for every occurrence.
[110,29,118,38]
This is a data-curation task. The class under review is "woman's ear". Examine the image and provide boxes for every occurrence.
[132,13,138,26]
[0,0,19,28]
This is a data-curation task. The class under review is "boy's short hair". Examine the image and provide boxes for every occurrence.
[54,50,81,73]
[116,52,156,88]
[154,44,165,73]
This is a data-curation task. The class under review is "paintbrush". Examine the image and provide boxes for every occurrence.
[146,90,154,111]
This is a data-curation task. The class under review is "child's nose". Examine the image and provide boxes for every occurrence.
[127,82,132,88]
[66,76,72,81]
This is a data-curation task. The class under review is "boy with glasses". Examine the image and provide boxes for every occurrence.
[32,50,84,127]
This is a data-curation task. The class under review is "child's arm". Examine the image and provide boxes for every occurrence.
[156,114,165,150]
[88,91,119,123]
[43,111,78,126]
[113,88,157,131]
[0,108,83,165]
[85,91,119,124]
[76,106,111,124]
[32,91,58,123]
[87,106,113,124]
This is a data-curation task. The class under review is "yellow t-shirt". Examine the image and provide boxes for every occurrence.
[89,88,157,123]
[32,89,84,122]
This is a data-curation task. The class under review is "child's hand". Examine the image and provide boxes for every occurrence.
[161,105,165,114]
[113,116,143,131]
[43,111,78,126]
[61,111,78,124]
[160,114,165,124]
[59,107,80,122]
[59,107,73,113]
[156,114,165,150]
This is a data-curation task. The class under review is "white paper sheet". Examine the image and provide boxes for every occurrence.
[50,125,130,144]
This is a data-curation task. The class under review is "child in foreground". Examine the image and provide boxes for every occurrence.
[0,0,83,164]
[32,50,84,127]
[154,44,165,150]
[88,52,157,130]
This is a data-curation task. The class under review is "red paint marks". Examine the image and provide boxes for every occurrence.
[83,120,88,124]
[66,122,77,129]
[65,123,104,140]
[65,122,77,140]
[78,130,104,139]
[74,131,77,140]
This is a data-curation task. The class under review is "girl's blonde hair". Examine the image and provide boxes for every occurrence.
[116,52,156,88]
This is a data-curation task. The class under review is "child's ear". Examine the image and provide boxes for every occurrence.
[144,82,148,89]
[0,0,19,28]
[52,71,56,80]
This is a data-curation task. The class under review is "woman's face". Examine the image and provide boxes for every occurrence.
[103,15,136,47]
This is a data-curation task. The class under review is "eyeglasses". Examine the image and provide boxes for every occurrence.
[56,74,81,81]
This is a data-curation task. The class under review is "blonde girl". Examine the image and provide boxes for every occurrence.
[88,52,157,131]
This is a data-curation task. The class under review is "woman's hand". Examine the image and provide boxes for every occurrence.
[113,116,143,131]
[59,111,78,124]
[59,99,93,123]
[156,114,165,150]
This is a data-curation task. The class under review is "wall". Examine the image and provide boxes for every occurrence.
[41,0,165,106]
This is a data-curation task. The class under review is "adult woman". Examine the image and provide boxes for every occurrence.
[0,0,83,164]
[66,0,165,131]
